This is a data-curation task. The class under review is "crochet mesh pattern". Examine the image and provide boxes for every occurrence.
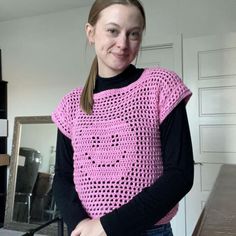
[52,67,192,224]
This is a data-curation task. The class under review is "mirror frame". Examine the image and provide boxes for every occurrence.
[4,116,60,235]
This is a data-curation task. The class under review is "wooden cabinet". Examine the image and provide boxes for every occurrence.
[0,49,8,226]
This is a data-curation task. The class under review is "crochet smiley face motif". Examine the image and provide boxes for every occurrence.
[72,119,145,218]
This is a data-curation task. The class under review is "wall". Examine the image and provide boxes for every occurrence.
[0,0,236,152]
[143,0,236,43]
[0,7,92,151]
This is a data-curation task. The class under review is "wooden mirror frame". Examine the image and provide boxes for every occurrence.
[4,116,60,235]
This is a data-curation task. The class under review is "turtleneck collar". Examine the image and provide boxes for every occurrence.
[94,64,144,94]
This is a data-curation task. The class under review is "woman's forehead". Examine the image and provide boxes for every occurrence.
[97,4,144,27]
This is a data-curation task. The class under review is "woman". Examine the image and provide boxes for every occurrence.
[52,1,194,236]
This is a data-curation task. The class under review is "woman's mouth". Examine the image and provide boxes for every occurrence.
[111,52,128,59]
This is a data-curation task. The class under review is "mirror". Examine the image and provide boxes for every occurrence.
[4,116,61,235]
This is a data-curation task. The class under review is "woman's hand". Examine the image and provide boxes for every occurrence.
[71,218,107,236]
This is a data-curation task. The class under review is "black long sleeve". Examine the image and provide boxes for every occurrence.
[53,130,90,233]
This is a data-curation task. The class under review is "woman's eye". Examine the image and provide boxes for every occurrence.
[129,31,141,40]
[107,28,119,35]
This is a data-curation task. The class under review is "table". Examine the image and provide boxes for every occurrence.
[193,164,236,236]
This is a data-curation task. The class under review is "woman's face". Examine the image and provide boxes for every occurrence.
[86,4,144,77]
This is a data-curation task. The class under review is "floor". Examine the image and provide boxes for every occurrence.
[0,228,45,235]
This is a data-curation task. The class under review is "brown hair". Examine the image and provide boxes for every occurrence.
[80,0,146,114]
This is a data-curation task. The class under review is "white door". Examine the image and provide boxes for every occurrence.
[137,35,186,236]
[183,33,236,235]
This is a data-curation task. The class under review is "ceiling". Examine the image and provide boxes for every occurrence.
[0,0,94,22]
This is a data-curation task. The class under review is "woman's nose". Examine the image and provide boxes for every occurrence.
[116,34,128,49]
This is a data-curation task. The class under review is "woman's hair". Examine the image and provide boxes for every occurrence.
[80,0,146,114]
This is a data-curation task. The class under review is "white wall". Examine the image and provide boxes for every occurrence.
[1,0,236,152]
[143,0,236,42]
[0,7,93,151]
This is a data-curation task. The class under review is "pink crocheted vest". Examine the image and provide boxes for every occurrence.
[52,67,192,225]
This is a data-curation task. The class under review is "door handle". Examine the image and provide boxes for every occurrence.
[194,162,203,165]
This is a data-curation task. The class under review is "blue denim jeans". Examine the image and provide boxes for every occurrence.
[140,223,173,236]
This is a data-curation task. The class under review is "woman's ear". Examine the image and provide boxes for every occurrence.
[85,23,95,46]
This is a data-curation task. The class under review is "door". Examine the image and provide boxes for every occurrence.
[137,35,186,236]
[183,33,236,235]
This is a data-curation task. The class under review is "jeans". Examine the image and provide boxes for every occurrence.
[140,223,173,236]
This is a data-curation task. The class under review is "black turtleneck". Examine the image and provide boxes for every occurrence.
[53,64,194,236]
[94,64,144,92]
